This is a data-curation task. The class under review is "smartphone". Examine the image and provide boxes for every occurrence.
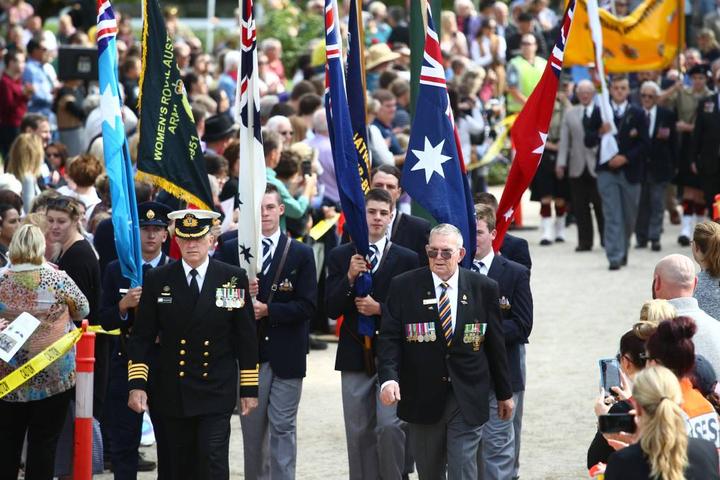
[301,160,312,176]
[598,413,636,434]
[599,358,622,396]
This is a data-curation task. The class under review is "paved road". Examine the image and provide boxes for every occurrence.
[98,191,691,479]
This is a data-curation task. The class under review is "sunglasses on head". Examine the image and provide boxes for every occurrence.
[425,247,457,259]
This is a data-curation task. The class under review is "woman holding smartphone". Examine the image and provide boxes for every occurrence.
[604,366,719,480]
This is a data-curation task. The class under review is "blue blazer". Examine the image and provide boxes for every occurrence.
[487,254,533,392]
[500,233,532,271]
[214,233,317,379]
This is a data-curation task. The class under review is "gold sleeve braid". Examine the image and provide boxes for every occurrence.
[128,361,149,381]
[240,364,259,387]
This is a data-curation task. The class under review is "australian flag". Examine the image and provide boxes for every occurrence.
[235,0,266,279]
[402,5,476,266]
[97,0,142,287]
[493,0,576,250]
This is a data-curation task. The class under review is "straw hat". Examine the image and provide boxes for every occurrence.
[366,43,401,70]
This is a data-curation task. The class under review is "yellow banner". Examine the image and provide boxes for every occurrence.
[309,214,341,241]
[565,0,683,73]
[0,325,119,399]
[467,114,518,171]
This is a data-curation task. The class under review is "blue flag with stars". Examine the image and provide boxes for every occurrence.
[402,5,476,266]
[97,0,143,287]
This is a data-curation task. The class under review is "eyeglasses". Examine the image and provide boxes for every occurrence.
[640,93,656,98]
[279,130,294,136]
[425,247,457,259]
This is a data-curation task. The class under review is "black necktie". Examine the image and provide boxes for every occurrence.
[189,269,199,302]
[142,263,152,276]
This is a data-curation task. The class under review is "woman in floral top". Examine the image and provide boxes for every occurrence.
[0,224,89,479]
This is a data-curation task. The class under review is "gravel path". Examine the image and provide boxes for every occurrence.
[97,190,691,479]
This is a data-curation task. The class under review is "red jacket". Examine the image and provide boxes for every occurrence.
[0,73,28,128]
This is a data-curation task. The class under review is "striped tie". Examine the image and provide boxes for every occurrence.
[368,244,379,273]
[471,260,481,273]
[261,238,273,275]
[439,282,453,346]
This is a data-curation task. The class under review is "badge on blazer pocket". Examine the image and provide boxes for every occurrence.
[405,322,437,343]
[463,323,487,351]
[629,128,638,138]
[499,296,511,310]
[157,297,172,304]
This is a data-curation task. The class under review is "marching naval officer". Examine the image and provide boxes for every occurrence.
[127,209,259,480]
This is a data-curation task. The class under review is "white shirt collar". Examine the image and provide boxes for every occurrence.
[182,256,210,281]
[264,228,282,246]
[611,100,628,114]
[371,235,387,254]
[431,267,460,291]
[475,249,495,272]
[143,252,163,268]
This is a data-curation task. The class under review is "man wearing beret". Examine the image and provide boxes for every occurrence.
[100,201,173,478]
[127,209,259,480]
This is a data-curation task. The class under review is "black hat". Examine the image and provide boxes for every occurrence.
[138,201,171,227]
[167,209,220,239]
[693,354,717,396]
[688,63,711,78]
[203,113,238,143]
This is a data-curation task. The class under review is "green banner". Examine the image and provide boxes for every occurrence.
[136,0,213,210]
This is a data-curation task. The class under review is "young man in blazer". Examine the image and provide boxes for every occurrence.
[634,81,677,251]
[584,74,649,270]
[127,209,259,480]
[100,201,172,478]
[378,223,513,480]
[326,188,419,480]
[215,184,317,480]
[472,205,533,480]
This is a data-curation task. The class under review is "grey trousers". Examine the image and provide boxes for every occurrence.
[240,362,303,480]
[341,371,407,480]
[635,179,668,244]
[597,171,641,264]
[477,390,518,480]
[408,391,483,480]
[512,345,526,478]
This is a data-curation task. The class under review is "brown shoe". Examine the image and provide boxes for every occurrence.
[670,209,681,225]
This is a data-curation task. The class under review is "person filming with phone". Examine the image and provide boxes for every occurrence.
[604,365,720,480]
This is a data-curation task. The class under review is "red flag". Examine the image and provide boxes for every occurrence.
[493,0,576,251]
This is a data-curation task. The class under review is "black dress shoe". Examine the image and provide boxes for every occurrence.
[678,235,690,246]
[309,337,328,350]
[575,246,591,252]
[635,242,647,249]
[651,241,661,252]
[540,239,552,246]
[609,262,621,271]
[137,453,157,472]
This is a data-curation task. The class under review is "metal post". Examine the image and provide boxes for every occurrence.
[73,320,95,480]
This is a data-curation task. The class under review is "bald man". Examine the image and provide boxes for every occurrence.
[652,254,720,379]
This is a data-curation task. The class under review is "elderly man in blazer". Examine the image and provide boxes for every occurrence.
[691,68,720,211]
[378,223,513,480]
[557,80,604,252]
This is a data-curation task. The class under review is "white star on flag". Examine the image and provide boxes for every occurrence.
[503,208,514,221]
[531,131,548,155]
[100,83,122,130]
[410,137,452,184]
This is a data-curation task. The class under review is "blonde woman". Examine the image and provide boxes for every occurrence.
[6,133,43,212]
[604,366,719,480]
[692,221,720,319]
[634,299,677,341]
[440,11,468,57]
[0,225,89,478]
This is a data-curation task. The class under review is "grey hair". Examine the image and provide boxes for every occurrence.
[430,223,464,248]
[312,109,328,133]
[640,80,661,96]
[266,115,292,133]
